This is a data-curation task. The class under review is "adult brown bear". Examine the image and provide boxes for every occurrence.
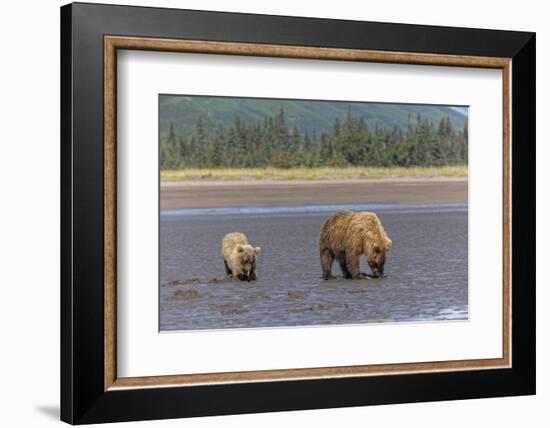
[319,211,392,280]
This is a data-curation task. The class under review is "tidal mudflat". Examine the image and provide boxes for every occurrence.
[160,202,468,331]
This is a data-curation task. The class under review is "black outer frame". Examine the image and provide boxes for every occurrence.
[60,2,535,424]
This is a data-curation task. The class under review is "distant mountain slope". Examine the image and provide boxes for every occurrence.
[160,95,467,135]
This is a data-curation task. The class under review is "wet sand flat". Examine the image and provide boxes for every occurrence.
[160,178,468,331]
[160,178,467,210]
[160,206,468,331]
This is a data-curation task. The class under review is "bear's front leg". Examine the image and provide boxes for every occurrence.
[345,251,363,279]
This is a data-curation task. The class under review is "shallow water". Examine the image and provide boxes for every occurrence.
[160,205,468,331]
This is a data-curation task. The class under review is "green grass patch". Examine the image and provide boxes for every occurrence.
[161,166,467,182]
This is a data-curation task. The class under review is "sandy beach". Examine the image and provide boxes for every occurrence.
[160,178,467,210]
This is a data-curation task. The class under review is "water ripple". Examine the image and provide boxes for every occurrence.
[161,203,467,217]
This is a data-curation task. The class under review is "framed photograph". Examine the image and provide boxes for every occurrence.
[61,2,535,424]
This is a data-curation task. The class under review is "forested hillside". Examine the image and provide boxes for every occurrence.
[160,105,468,169]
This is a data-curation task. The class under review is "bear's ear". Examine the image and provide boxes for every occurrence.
[254,246,261,255]
[386,238,392,250]
[236,245,244,253]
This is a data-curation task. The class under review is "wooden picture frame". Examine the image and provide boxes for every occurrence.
[61,2,535,424]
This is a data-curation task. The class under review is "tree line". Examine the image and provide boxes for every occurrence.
[160,107,468,169]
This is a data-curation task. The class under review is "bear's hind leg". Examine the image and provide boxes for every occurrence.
[320,248,335,280]
[224,260,233,277]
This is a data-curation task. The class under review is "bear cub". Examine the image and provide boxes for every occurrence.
[319,211,392,280]
[222,232,261,282]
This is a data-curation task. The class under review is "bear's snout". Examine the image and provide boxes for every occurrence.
[369,264,384,278]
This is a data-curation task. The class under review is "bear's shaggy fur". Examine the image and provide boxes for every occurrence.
[319,211,392,280]
[222,232,261,281]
